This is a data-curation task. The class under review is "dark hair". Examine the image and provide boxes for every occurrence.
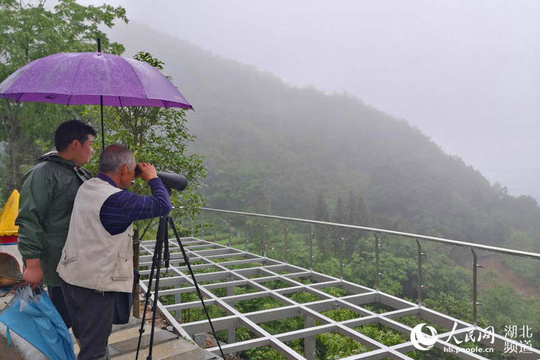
[54,120,97,152]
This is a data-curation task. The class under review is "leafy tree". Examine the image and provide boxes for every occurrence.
[343,191,371,257]
[0,0,127,195]
[85,51,207,228]
[82,51,207,316]
[481,285,540,349]
[201,216,540,359]
[169,28,540,252]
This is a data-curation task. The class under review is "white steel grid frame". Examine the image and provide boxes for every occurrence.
[138,237,540,360]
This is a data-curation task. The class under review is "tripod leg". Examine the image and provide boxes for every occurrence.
[136,216,166,360]
[136,239,159,359]
[168,217,227,359]
[164,224,170,270]
[147,217,168,360]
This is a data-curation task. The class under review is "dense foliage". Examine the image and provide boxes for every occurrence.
[0,2,207,221]
[115,27,540,357]
[1,3,539,358]
[0,0,127,195]
[82,51,208,234]
[120,28,540,253]
[188,219,540,359]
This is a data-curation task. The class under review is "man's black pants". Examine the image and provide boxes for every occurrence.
[61,280,115,360]
[48,285,72,329]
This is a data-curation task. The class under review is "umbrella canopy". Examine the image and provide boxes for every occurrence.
[0,52,193,109]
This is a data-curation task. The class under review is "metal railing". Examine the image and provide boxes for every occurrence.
[196,207,540,327]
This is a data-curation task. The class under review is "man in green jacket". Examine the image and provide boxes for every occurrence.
[16,119,96,328]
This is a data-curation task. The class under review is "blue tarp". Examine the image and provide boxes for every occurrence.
[0,286,75,360]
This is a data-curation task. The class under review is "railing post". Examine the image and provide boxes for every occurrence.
[375,234,380,291]
[309,231,314,271]
[284,223,289,264]
[416,240,425,306]
[340,237,345,280]
[471,249,483,326]
[228,221,232,248]
[263,224,268,257]
[244,221,248,252]
[213,216,217,243]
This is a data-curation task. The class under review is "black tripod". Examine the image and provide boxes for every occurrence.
[135,214,226,359]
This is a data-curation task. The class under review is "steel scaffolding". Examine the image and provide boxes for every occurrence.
[139,232,540,360]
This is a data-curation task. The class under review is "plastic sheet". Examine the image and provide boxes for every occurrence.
[0,286,75,360]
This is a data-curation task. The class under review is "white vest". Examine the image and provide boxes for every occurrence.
[57,178,134,293]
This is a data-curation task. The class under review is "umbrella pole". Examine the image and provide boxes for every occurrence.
[100,96,105,150]
[97,38,105,150]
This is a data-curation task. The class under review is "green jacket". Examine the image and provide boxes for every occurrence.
[16,152,92,287]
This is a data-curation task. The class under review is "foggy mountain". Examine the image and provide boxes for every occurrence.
[78,0,540,203]
[107,22,540,249]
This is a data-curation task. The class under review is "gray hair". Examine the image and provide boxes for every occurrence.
[99,144,135,173]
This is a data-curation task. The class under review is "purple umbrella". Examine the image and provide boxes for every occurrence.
[0,51,193,148]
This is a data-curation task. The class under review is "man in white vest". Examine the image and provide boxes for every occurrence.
[57,144,171,359]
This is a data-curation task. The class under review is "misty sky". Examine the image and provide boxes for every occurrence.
[78,0,540,199]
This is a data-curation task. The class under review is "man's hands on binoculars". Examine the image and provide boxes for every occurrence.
[137,163,158,182]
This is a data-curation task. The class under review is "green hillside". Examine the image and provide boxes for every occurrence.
[2,6,538,356]
[113,23,540,252]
